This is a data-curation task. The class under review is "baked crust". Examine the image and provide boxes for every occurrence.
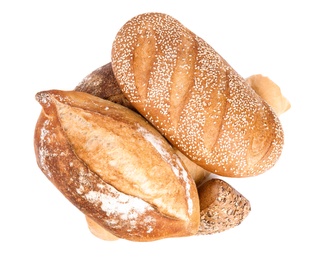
[197,179,251,234]
[34,90,200,241]
[33,12,290,241]
[75,62,210,184]
[111,12,284,177]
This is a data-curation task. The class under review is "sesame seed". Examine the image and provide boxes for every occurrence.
[111,12,284,177]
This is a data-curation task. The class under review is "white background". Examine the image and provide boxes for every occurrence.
[1,0,317,259]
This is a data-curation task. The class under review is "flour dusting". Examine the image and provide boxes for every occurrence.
[136,125,193,215]
[83,180,156,231]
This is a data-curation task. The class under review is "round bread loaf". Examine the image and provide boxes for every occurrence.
[111,12,284,178]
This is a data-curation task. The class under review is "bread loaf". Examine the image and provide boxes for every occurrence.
[34,13,290,241]
[111,12,284,178]
[34,89,200,241]
[197,179,251,235]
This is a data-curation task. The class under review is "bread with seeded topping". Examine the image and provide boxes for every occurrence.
[197,179,251,235]
[111,12,284,178]
[34,89,200,242]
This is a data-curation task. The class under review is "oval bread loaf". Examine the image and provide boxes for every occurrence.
[34,90,200,242]
[111,12,284,178]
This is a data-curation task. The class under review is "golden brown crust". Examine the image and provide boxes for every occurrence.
[34,90,200,241]
[34,13,290,241]
[75,62,210,184]
[111,12,284,178]
[197,179,251,235]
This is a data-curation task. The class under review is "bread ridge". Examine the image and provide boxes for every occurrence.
[34,89,200,241]
[111,12,284,177]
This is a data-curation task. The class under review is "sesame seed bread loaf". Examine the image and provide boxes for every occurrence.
[34,90,200,242]
[111,12,284,178]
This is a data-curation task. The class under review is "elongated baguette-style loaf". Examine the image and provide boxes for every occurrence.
[34,90,200,242]
[111,12,284,178]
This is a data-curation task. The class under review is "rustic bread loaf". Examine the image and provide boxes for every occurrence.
[197,179,251,235]
[111,12,284,178]
[34,90,200,241]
